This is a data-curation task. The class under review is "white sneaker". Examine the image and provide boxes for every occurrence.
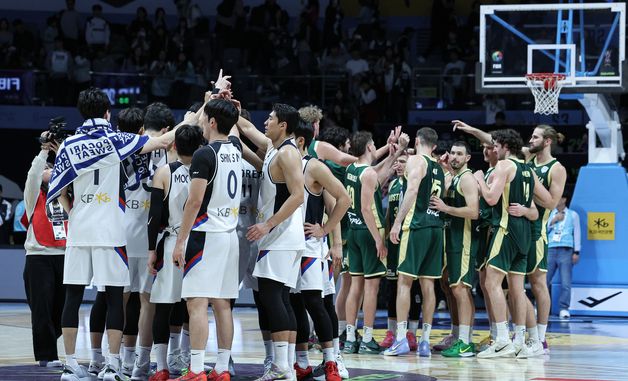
[88,360,104,376]
[130,360,150,380]
[263,356,273,373]
[97,366,107,379]
[167,350,189,375]
[559,309,570,320]
[254,363,293,381]
[103,364,128,381]
[121,361,134,377]
[60,364,91,380]
[516,340,544,359]
[477,340,516,359]
[41,360,63,368]
[335,354,349,379]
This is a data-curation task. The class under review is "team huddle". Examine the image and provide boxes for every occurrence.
[47,72,565,381]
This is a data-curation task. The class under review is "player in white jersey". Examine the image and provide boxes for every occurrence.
[290,120,350,381]
[49,88,194,381]
[147,125,204,381]
[172,98,242,381]
[238,103,306,381]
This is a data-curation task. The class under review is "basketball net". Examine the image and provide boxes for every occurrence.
[525,73,566,115]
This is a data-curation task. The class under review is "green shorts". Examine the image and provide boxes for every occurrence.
[347,228,387,278]
[486,227,528,275]
[476,226,494,271]
[447,236,477,287]
[386,238,400,280]
[397,227,444,279]
[526,236,548,274]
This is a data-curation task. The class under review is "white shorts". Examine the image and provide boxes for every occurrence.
[125,257,152,294]
[64,246,130,287]
[151,235,183,304]
[294,255,323,293]
[323,259,336,296]
[253,249,302,289]
[182,230,239,299]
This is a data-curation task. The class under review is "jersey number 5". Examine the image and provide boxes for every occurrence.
[430,179,442,197]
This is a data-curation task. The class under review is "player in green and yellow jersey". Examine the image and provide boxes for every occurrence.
[343,130,409,355]
[430,141,479,358]
[385,127,445,357]
[473,129,539,358]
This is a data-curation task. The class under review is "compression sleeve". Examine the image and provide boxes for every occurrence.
[148,188,165,250]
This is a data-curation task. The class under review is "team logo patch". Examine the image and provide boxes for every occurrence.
[541,166,549,174]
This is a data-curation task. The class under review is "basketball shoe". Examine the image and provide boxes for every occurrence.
[380,330,395,348]
[149,370,170,381]
[441,340,475,358]
[207,369,230,381]
[383,338,410,356]
[477,340,516,359]
[433,334,456,351]
[60,364,91,381]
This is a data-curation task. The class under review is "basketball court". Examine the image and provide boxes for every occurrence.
[1,1,627,380]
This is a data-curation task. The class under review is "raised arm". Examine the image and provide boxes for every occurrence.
[315,140,357,166]
[374,133,410,185]
[237,115,271,153]
[360,168,386,259]
[389,155,426,244]
[452,120,493,145]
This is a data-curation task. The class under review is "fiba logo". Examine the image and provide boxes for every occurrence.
[491,51,503,63]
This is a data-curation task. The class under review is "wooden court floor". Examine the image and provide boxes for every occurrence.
[1,304,628,380]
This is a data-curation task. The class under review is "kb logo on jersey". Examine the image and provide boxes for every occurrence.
[81,192,111,204]
[126,199,150,210]
[216,207,239,218]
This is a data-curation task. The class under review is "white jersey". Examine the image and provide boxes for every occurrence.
[123,149,168,257]
[190,136,243,233]
[257,138,306,251]
[166,161,190,231]
[302,156,326,258]
[66,162,127,247]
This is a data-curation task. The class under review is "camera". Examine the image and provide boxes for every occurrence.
[39,117,74,144]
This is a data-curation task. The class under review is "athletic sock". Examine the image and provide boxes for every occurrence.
[169,332,181,354]
[452,325,460,338]
[490,322,497,340]
[408,320,419,336]
[296,351,309,369]
[538,323,547,342]
[528,326,539,342]
[496,321,509,343]
[273,341,289,370]
[215,349,231,373]
[421,323,432,343]
[123,347,135,365]
[514,325,526,346]
[190,350,204,374]
[338,320,347,336]
[332,338,340,357]
[288,343,296,367]
[90,348,104,363]
[346,324,356,342]
[154,344,167,371]
[459,325,470,344]
[387,319,397,333]
[180,329,190,355]
[363,326,373,343]
[137,346,150,365]
[396,321,408,342]
[323,347,335,363]
[66,354,80,369]
[263,340,274,360]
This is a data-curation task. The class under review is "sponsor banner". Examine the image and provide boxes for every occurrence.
[587,212,615,240]
[0,70,34,105]
[570,286,628,313]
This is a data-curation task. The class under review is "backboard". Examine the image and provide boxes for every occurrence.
[477,2,626,93]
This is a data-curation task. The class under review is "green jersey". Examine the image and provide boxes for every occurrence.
[445,169,476,254]
[528,156,559,241]
[478,166,497,228]
[492,158,534,239]
[345,163,385,230]
[325,159,349,237]
[387,176,406,228]
[402,155,446,230]
[307,139,318,159]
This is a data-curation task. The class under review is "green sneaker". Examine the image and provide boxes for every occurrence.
[343,340,359,354]
[358,338,382,354]
[442,339,475,358]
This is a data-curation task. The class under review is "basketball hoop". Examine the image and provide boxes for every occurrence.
[525,73,567,115]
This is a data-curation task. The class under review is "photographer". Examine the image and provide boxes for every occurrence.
[22,132,67,367]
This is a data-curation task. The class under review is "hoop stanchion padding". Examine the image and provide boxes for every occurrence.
[525,73,567,115]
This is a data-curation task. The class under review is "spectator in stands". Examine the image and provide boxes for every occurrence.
[323,0,343,48]
[22,136,67,368]
[72,50,92,98]
[346,47,369,78]
[484,95,506,124]
[12,199,26,244]
[494,111,507,127]
[85,4,110,57]
[368,27,391,60]
[420,0,455,63]
[41,16,59,56]
[46,38,72,105]
[0,184,12,244]
[546,192,581,320]
[12,19,36,67]
[59,0,81,54]
[149,50,175,102]
[390,53,412,123]
[154,7,168,31]
[442,49,465,107]
[150,26,171,60]
[321,43,348,72]
[128,7,153,41]
[131,28,150,57]
[359,79,377,132]
[0,18,13,48]
[122,46,148,73]
[215,0,244,50]
[171,18,193,59]
[92,48,117,72]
